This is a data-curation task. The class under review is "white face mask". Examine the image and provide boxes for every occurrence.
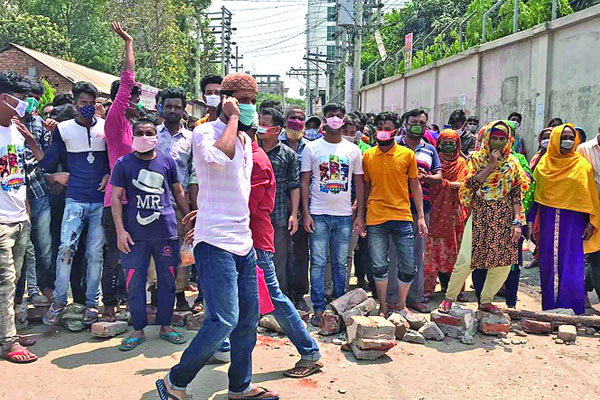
[205,94,221,108]
[513,121,521,130]
[541,139,550,149]
[4,93,28,118]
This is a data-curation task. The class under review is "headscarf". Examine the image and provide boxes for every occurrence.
[437,129,467,181]
[459,120,531,216]
[534,123,600,253]
[530,127,552,171]
[429,129,468,238]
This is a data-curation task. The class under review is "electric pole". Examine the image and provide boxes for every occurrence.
[233,46,244,72]
[305,6,312,115]
[208,7,235,75]
[352,0,363,111]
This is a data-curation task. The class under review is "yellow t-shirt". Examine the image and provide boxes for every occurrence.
[363,143,418,226]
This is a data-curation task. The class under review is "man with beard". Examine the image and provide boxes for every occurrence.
[153,86,197,311]
[42,81,110,326]
[364,112,428,316]
[156,72,279,400]
[100,21,142,321]
[300,103,366,326]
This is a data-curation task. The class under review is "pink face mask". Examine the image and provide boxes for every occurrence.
[326,116,344,130]
[132,135,158,153]
[287,118,304,131]
[375,130,395,141]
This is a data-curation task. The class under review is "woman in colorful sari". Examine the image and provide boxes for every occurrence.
[424,130,468,300]
[438,121,530,314]
[530,123,600,315]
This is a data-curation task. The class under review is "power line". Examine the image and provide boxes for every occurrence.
[232,5,305,25]
[235,16,325,45]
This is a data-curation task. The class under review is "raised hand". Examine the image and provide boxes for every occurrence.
[111,21,132,42]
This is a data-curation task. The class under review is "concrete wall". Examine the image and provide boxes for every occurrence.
[359,5,600,156]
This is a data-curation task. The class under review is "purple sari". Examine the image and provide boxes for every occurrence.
[535,203,586,315]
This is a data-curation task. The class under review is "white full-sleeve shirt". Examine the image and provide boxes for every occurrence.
[192,119,253,256]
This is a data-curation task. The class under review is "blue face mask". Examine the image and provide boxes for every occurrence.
[304,128,320,140]
[157,103,163,116]
[238,103,256,126]
[79,104,95,120]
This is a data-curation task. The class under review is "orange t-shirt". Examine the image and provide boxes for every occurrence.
[363,143,418,226]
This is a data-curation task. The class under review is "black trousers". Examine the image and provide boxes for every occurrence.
[101,207,125,307]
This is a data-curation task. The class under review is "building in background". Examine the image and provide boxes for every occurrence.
[0,42,160,108]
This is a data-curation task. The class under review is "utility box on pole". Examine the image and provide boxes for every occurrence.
[338,0,355,26]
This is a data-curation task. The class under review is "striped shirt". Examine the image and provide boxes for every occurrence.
[192,119,253,256]
[577,138,600,192]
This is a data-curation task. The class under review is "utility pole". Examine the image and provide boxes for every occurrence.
[233,46,244,72]
[352,0,363,111]
[305,6,312,115]
[208,7,235,76]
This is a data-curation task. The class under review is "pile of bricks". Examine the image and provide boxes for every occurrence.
[347,316,397,360]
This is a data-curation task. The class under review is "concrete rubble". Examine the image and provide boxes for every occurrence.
[347,316,397,360]
[430,306,477,340]
[319,311,342,335]
[557,325,577,342]
[418,322,445,341]
[521,319,552,334]
[387,313,410,340]
[402,329,426,344]
[91,321,128,338]
[477,311,511,336]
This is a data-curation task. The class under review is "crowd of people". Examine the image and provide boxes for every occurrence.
[1,21,600,400]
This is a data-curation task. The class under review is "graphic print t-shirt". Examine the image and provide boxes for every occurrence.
[0,124,28,223]
[110,152,179,241]
[301,137,363,216]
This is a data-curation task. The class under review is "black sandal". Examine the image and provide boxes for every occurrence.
[228,386,279,400]
[156,379,183,400]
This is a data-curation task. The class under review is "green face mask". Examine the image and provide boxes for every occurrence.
[238,103,257,126]
[441,143,457,153]
[136,101,144,111]
[408,124,424,136]
[490,140,506,151]
[26,97,39,114]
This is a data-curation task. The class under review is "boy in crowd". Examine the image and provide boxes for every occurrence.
[300,103,366,326]
[0,71,44,363]
[42,81,110,326]
[257,107,300,296]
[110,118,189,350]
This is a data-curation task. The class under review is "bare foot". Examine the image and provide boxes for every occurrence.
[378,305,388,317]
[99,305,117,322]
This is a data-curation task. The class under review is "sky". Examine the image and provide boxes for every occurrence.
[207,0,409,99]
[208,0,308,99]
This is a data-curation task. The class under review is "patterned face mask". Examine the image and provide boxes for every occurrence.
[79,104,95,120]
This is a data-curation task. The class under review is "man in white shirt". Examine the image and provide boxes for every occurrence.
[577,125,600,303]
[158,73,279,400]
[300,103,366,327]
[0,71,44,363]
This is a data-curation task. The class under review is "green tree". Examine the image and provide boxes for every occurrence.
[0,13,71,58]
[39,78,56,110]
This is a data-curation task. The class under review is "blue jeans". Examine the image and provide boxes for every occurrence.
[29,195,53,290]
[367,220,416,284]
[309,214,352,313]
[121,239,178,330]
[169,242,258,395]
[53,199,105,307]
[256,249,320,360]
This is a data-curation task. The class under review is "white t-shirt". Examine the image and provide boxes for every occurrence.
[301,137,364,216]
[0,123,28,223]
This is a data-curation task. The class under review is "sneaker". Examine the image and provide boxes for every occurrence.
[43,302,66,325]
[82,306,99,325]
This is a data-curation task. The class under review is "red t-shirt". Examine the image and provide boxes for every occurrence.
[249,141,276,253]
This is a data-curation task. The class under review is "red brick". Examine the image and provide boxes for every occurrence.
[521,319,552,334]
[477,311,511,336]
[318,312,341,336]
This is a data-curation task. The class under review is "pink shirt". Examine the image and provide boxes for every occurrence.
[103,69,135,207]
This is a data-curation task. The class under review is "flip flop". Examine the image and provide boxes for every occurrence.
[18,335,36,347]
[118,337,145,351]
[1,348,38,363]
[228,386,279,400]
[160,331,187,345]
[156,379,183,400]
[283,359,324,378]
